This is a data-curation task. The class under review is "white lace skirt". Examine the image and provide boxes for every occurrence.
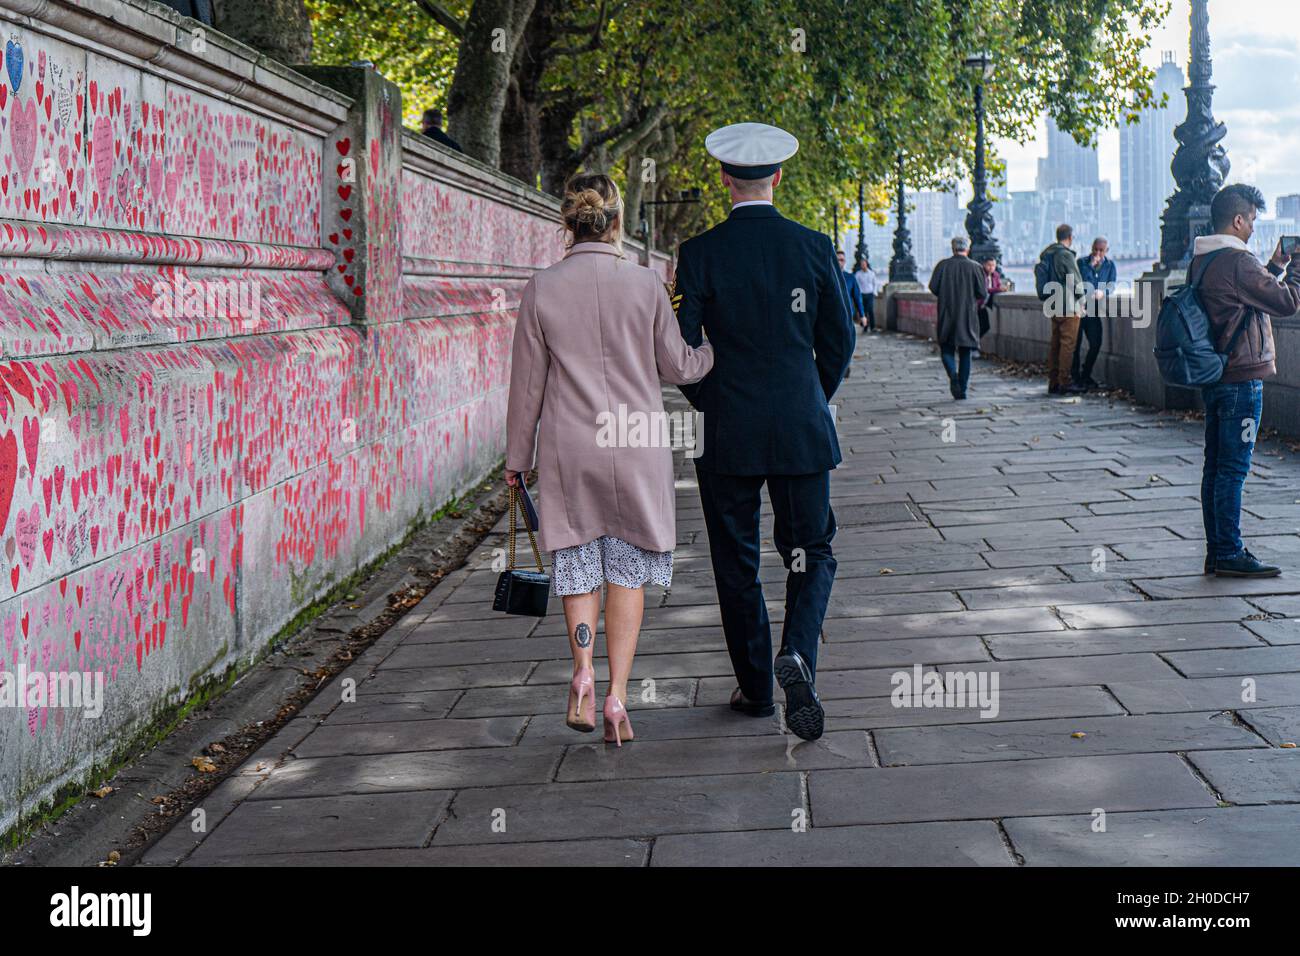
[550,535,673,596]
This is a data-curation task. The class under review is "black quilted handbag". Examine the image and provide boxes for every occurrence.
[492,484,549,617]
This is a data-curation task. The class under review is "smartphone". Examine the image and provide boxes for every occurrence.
[1282,236,1300,257]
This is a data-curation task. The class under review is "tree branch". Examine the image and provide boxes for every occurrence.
[411,0,465,37]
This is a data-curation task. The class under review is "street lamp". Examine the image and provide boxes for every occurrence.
[1159,0,1229,270]
[638,187,702,256]
[889,152,919,283]
[855,182,868,267]
[962,50,1002,265]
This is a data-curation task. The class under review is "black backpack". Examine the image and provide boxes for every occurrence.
[1153,248,1251,387]
[1033,248,1056,301]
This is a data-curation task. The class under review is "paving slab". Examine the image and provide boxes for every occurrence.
[1004,805,1300,866]
[432,772,803,844]
[1107,674,1300,713]
[556,730,874,782]
[874,712,1262,766]
[186,791,453,862]
[986,623,1261,660]
[1162,645,1300,678]
[1236,706,1300,747]
[809,754,1217,826]
[1186,748,1300,804]
[826,685,1123,729]
[651,821,1013,866]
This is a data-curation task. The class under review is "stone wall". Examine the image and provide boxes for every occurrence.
[885,283,1300,435]
[0,0,666,835]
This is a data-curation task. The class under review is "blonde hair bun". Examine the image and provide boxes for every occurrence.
[561,173,624,245]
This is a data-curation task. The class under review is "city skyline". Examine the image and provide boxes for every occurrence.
[994,0,1300,214]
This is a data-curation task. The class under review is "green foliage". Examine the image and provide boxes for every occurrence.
[306,0,468,129]
[306,0,1170,244]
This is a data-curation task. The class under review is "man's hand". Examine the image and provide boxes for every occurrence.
[1271,238,1289,270]
[504,469,521,487]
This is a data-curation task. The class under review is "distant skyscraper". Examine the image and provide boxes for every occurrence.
[1036,118,1100,192]
[1120,53,1185,262]
[1278,194,1300,222]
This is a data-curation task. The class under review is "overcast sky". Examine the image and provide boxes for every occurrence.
[994,0,1300,212]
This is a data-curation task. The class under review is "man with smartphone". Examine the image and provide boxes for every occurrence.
[1192,184,1300,578]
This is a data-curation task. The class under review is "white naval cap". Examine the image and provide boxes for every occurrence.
[705,122,799,179]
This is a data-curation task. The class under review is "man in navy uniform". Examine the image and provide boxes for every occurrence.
[672,122,855,741]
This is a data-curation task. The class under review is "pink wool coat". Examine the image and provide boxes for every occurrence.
[506,241,714,554]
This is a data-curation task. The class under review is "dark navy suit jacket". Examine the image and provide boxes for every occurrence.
[673,204,856,475]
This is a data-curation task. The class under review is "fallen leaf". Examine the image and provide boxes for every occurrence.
[1070,732,1087,739]
[91,786,113,799]
[879,568,894,575]
[191,756,217,773]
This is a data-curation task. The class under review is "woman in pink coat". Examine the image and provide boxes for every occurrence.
[505,173,714,744]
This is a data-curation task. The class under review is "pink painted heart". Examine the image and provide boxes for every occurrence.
[198,147,215,206]
[0,429,15,538]
[10,97,37,177]
[15,502,39,572]
[148,154,163,202]
[91,114,113,203]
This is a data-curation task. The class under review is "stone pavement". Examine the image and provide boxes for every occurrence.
[142,332,1300,866]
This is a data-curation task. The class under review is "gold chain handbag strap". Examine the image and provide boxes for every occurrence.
[507,484,545,573]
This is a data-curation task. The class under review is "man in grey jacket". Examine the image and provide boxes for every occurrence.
[1194,184,1300,577]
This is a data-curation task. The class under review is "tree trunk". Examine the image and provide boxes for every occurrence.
[539,98,583,195]
[446,0,536,167]
[212,0,312,65]
[499,0,560,186]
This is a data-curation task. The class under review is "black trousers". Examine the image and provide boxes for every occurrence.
[863,293,876,330]
[1071,314,1103,383]
[695,467,837,703]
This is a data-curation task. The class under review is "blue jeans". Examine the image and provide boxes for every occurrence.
[1201,379,1263,560]
[941,345,972,392]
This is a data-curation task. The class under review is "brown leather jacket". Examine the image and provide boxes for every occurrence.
[1191,247,1300,382]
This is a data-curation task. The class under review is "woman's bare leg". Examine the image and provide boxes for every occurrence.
[562,590,601,674]
[603,583,644,702]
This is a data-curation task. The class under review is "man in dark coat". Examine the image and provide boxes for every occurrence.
[674,122,855,741]
[420,109,463,153]
[928,236,988,399]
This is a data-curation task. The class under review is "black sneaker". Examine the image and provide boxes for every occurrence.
[1215,550,1281,578]
[773,648,824,741]
[948,378,961,399]
[1204,555,1216,575]
[1048,385,1063,395]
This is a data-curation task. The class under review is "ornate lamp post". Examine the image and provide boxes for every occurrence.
[832,204,840,255]
[963,51,1002,264]
[889,152,918,282]
[637,187,702,257]
[1159,0,1229,270]
[855,182,868,266]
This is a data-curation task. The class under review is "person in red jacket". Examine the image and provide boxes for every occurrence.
[1193,184,1300,577]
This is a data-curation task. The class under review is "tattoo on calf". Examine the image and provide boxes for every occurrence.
[575,623,593,648]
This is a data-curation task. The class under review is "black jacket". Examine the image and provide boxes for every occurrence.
[673,204,855,475]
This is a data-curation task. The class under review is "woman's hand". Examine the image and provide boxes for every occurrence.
[504,469,521,487]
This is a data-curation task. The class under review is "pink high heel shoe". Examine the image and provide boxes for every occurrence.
[566,667,596,732]
[603,694,634,746]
